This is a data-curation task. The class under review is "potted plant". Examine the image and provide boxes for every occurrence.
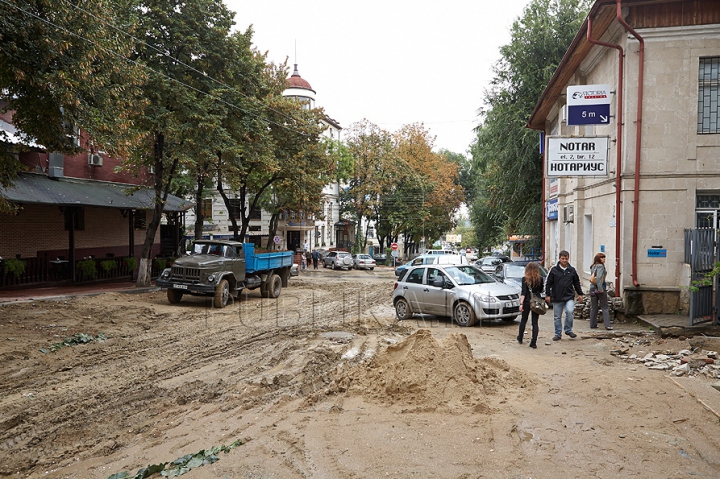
[77,259,97,280]
[2,258,26,278]
[124,257,137,271]
[154,258,168,271]
[100,259,117,273]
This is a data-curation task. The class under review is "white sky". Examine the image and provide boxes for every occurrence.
[226,0,531,155]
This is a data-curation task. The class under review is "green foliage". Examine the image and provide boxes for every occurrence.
[124,257,137,271]
[469,0,591,248]
[100,260,117,272]
[106,439,244,479]
[154,258,167,271]
[77,259,97,280]
[689,261,720,292]
[47,333,106,352]
[2,258,26,278]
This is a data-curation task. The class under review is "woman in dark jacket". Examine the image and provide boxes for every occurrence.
[589,253,612,329]
[518,262,544,349]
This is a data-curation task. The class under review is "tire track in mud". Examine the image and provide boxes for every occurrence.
[0,279,400,477]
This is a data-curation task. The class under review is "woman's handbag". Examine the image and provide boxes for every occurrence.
[529,293,547,315]
[589,267,597,285]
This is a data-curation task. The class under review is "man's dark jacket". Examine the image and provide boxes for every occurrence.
[544,262,583,302]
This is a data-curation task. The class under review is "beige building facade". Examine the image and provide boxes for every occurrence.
[528,0,720,315]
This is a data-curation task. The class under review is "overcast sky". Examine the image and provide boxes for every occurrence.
[225,0,531,155]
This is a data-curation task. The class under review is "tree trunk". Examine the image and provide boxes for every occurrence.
[193,174,205,241]
[136,133,164,287]
[265,211,279,249]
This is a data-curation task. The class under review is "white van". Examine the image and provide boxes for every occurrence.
[432,255,469,266]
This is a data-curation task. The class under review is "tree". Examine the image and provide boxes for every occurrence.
[0,0,142,211]
[470,0,590,247]
[127,0,238,286]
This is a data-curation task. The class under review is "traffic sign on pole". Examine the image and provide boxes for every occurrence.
[391,243,398,251]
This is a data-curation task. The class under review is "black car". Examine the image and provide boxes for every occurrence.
[373,253,388,265]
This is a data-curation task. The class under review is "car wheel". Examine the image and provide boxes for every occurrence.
[454,302,476,327]
[167,289,183,304]
[395,298,412,320]
[332,261,337,270]
[502,315,519,322]
[214,279,230,308]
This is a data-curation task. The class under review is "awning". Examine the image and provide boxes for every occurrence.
[0,172,192,212]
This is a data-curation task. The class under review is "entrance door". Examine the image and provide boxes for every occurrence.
[287,231,300,251]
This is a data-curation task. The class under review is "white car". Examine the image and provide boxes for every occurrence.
[352,254,376,270]
[392,264,520,326]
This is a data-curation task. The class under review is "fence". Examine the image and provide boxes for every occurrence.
[0,256,169,288]
[684,228,719,325]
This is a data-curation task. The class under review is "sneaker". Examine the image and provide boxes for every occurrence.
[567,332,577,338]
[606,326,613,330]
[590,326,598,329]
[552,335,561,341]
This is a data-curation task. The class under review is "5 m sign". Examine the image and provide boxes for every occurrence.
[547,137,608,177]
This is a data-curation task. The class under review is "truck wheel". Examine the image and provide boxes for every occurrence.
[261,274,282,298]
[214,279,230,308]
[167,289,183,304]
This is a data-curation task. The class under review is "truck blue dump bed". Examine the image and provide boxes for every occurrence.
[243,243,293,274]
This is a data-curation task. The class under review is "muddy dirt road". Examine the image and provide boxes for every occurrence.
[1,268,720,478]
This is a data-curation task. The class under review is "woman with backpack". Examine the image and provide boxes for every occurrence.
[589,253,612,330]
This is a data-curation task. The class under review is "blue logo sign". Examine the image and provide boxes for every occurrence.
[546,198,559,220]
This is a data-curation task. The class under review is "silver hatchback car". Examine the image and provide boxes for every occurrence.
[392,264,520,326]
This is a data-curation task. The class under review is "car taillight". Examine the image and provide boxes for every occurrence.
[393,282,398,290]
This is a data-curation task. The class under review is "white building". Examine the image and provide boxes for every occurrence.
[528,0,720,316]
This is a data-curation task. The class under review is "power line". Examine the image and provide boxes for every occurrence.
[58,0,307,129]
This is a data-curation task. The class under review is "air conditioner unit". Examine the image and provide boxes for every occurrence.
[88,153,103,166]
[563,205,574,223]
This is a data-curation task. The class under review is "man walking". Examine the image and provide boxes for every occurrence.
[544,250,583,341]
[311,249,320,269]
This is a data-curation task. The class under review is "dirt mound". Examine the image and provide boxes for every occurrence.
[326,329,535,413]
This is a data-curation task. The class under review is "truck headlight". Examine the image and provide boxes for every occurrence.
[473,292,498,303]
[207,274,216,283]
[161,268,171,279]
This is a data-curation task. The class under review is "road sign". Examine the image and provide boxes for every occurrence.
[273,235,281,244]
[567,84,611,126]
[391,243,398,251]
[391,250,399,257]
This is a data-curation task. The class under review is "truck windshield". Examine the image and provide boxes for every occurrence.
[192,243,223,256]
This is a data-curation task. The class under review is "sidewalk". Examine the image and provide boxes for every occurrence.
[0,280,157,304]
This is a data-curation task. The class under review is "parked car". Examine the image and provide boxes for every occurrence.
[476,255,512,274]
[372,253,388,265]
[394,254,437,277]
[392,264,520,326]
[492,261,548,293]
[352,253,376,270]
[323,251,354,270]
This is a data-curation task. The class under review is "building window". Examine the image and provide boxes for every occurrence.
[696,193,720,228]
[698,57,720,134]
[134,210,146,230]
[249,206,261,220]
[228,199,242,220]
[249,225,261,232]
[201,199,212,220]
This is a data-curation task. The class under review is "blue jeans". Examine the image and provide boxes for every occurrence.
[552,299,575,336]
